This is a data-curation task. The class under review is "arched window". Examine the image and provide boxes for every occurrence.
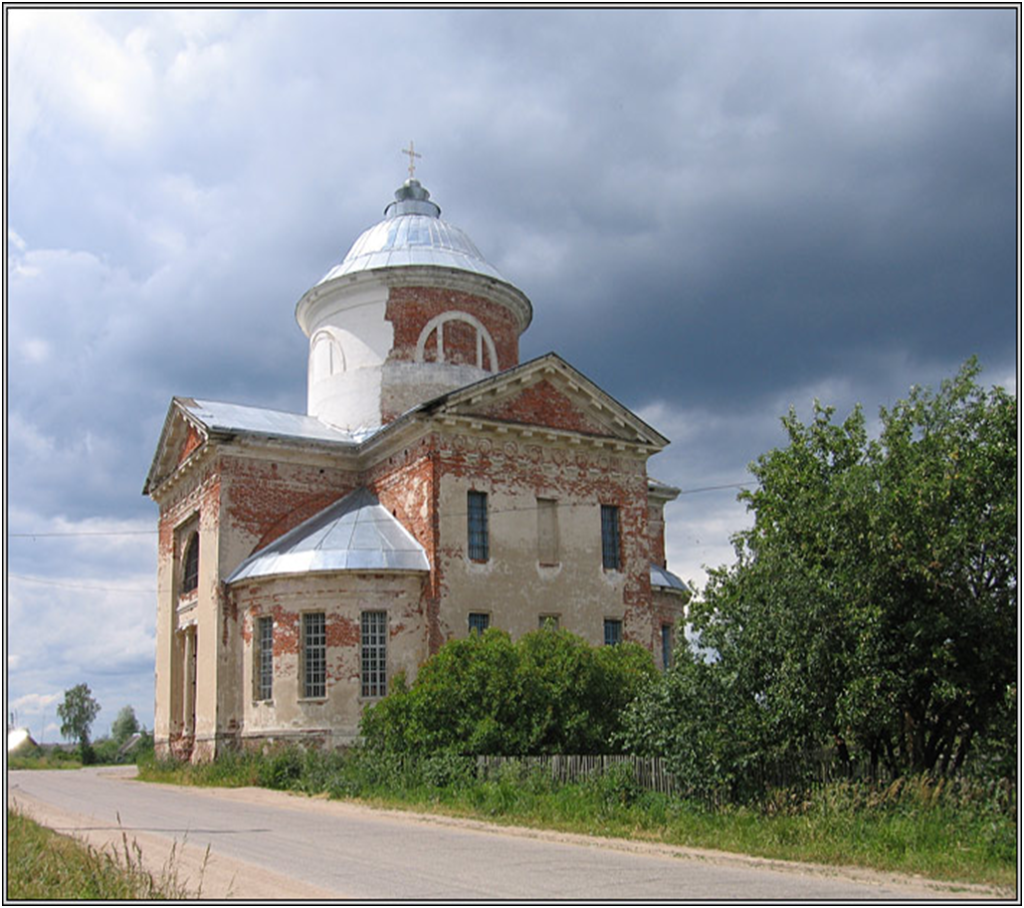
[310,331,345,382]
[182,532,199,595]
[414,311,498,372]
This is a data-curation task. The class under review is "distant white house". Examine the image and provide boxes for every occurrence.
[7,727,37,753]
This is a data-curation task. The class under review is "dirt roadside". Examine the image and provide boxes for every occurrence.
[8,788,338,900]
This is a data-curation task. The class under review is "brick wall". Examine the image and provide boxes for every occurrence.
[386,286,520,371]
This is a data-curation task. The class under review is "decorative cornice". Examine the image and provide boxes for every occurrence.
[296,264,533,336]
[433,412,659,457]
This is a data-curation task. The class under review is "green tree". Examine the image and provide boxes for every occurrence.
[624,360,1016,788]
[361,627,656,755]
[110,706,140,745]
[57,684,101,752]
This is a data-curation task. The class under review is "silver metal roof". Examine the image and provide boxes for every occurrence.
[226,487,430,584]
[318,179,507,285]
[651,563,688,592]
[180,398,380,445]
[648,477,681,496]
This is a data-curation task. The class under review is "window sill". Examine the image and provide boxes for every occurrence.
[297,696,327,703]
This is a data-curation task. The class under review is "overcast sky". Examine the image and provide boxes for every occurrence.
[6,7,1018,738]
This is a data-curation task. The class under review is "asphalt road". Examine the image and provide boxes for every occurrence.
[7,766,991,900]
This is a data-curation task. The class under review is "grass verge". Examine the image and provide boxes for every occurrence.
[136,750,1016,889]
[6,808,204,900]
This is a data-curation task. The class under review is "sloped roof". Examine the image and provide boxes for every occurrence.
[145,354,670,497]
[226,487,429,584]
[651,562,688,592]
[142,397,379,496]
[180,398,378,445]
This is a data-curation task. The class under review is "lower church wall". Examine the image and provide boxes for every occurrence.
[228,572,429,746]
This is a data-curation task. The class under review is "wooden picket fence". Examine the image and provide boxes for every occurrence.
[475,753,680,794]
[474,751,898,798]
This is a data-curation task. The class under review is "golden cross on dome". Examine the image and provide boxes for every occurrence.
[401,140,422,179]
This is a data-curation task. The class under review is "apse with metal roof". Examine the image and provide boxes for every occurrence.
[295,144,534,433]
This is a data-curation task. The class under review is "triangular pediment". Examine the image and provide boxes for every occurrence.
[142,398,210,497]
[419,353,669,449]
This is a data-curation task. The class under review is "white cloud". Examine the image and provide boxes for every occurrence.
[10,692,61,714]
[6,412,55,457]
[7,227,27,252]
[8,9,159,155]
[20,338,51,364]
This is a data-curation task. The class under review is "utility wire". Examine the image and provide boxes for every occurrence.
[675,482,754,495]
[8,573,158,594]
[8,530,158,538]
[7,482,753,540]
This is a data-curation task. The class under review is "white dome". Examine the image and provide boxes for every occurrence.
[318,180,507,285]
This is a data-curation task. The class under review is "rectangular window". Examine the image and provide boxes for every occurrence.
[661,623,674,670]
[256,616,274,700]
[604,618,623,647]
[601,505,621,571]
[537,498,559,565]
[539,614,560,630]
[468,612,490,635]
[361,611,387,698]
[302,612,326,699]
[468,490,489,561]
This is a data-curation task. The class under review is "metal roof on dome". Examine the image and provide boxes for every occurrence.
[318,179,508,285]
[226,487,430,584]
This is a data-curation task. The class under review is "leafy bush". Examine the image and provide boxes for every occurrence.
[361,627,656,756]
[624,362,1017,798]
[586,761,644,809]
[421,751,476,788]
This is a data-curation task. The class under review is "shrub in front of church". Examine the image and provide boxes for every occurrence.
[359,627,656,756]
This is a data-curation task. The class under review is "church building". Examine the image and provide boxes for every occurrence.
[144,160,689,761]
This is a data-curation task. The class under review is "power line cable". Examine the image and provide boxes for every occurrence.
[8,573,158,594]
[7,481,754,540]
[8,530,158,538]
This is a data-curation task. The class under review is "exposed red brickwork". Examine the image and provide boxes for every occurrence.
[327,615,360,649]
[470,380,607,436]
[442,319,477,367]
[421,327,439,362]
[386,286,520,370]
[221,456,359,555]
[158,515,175,560]
[235,575,426,703]
[178,425,204,465]
[366,438,442,652]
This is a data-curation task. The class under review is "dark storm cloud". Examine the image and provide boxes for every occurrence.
[474,8,1019,411]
